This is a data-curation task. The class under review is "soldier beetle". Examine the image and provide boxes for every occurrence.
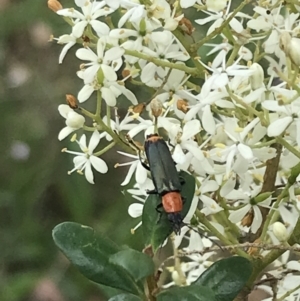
[143,134,184,234]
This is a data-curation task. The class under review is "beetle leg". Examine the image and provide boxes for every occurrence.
[155,203,163,223]
[146,189,158,194]
[141,160,150,171]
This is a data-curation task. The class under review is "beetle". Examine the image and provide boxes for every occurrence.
[143,133,184,234]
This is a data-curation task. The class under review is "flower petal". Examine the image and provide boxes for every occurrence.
[121,161,137,186]
[201,105,216,135]
[128,203,143,218]
[136,162,148,184]
[58,127,75,141]
[228,205,250,223]
[90,20,110,36]
[267,116,293,137]
[72,21,88,38]
[102,87,116,106]
[90,156,108,173]
[84,161,95,184]
[101,65,117,81]
[237,143,253,160]
[78,84,95,103]
[76,48,98,61]
[89,131,101,152]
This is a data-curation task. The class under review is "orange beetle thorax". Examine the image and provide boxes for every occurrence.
[162,192,183,213]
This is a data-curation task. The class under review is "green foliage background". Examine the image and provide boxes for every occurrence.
[0,1,143,300]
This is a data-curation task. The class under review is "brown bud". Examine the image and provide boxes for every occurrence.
[122,68,131,79]
[66,94,78,109]
[150,98,163,117]
[241,209,254,227]
[48,0,62,12]
[177,99,189,113]
[129,103,146,115]
[81,35,90,43]
[179,17,195,35]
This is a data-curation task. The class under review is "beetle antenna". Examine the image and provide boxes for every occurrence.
[182,222,224,251]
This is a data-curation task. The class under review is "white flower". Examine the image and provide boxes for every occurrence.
[102,110,136,141]
[172,120,204,164]
[195,0,249,36]
[58,104,85,140]
[209,117,262,176]
[55,33,77,64]
[57,0,114,38]
[77,71,138,105]
[76,39,124,84]
[247,6,284,32]
[184,88,228,135]
[110,18,158,64]
[199,55,254,94]
[144,67,195,117]
[199,179,224,216]
[262,95,300,144]
[116,151,148,186]
[226,184,272,234]
[126,179,156,232]
[63,131,108,184]
[118,3,146,28]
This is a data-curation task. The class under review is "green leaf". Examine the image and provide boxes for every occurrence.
[195,256,252,301]
[157,285,216,301]
[142,171,196,252]
[52,222,142,296]
[179,170,196,218]
[108,293,143,301]
[142,194,172,250]
[110,249,155,281]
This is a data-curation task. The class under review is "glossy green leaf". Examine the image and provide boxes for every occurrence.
[108,293,143,301]
[52,222,142,296]
[157,285,216,301]
[195,256,252,301]
[142,171,196,252]
[110,249,155,281]
[179,170,196,218]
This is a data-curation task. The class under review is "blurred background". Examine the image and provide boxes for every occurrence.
[0,1,144,300]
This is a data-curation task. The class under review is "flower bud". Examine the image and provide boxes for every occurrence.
[48,0,62,12]
[177,99,189,113]
[97,67,105,84]
[66,111,85,128]
[278,32,300,66]
[288,37,300,66]
[206,0,227,12]
[172,270,186,286]
[249,63,264,89]
[150,98,163,117]
[178,18,195,35]
[66,94,78,109]
[272,221,288,242]
[129,103,146,115]
[279,31,292,54]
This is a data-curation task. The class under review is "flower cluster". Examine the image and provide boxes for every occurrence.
[50,0,300,298]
